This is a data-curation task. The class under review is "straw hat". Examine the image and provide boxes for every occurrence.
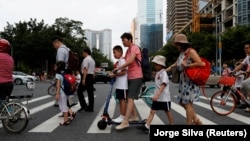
[173,34,189,44]
[152,55,166,67]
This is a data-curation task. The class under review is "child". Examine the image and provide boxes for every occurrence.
[109,45,128,123]
[55,61,76,125]
[138,55,173,134]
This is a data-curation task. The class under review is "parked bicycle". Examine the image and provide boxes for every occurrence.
[114,84,155,106]
[210,72,250,116]
[0,82,35,133]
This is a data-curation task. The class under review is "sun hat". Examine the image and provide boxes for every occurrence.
[173,34,189,44]
[152,55,166,67]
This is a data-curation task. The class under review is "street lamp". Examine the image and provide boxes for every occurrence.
[215,15,222,76]
[218,16,222,76]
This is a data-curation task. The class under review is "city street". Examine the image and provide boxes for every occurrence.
[0,80,249,141]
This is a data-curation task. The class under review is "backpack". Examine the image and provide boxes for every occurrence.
[68,50,80,71]
[135,47,152,82]
[184,48,211,98]
[61,73,77,96]
[62,46,79,71]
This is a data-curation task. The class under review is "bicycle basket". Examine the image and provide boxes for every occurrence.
[218,76,236,86]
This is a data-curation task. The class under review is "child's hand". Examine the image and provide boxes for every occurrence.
[151,95,159,101]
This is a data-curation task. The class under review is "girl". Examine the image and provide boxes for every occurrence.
[55,61,76,125]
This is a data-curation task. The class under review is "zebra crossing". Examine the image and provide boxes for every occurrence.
[1,92,250,134]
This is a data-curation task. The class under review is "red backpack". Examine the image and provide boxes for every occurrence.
[184,48,211,97]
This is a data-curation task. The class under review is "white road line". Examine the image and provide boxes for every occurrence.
[171,100,217,125]
[87,96,116,133]
[0,96,53,129]
[29,98,82,133]
[134,99,164,125]
[199,96,250,124]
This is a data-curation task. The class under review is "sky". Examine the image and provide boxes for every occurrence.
[0,0,140,47]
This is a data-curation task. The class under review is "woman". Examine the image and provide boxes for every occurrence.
[166,34,204,125]
[0,39,14,102]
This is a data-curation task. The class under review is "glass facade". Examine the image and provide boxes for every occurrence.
[238,0,250,25]
[140,24,163,53]
[137,0,163,53]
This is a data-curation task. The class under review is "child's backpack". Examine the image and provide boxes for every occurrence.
[61,73,77,96]
[184,48,211,98]
[135,47,152,82]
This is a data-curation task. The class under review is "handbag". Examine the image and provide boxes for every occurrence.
[171,66,180,83]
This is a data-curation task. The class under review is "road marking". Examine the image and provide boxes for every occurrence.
[171,96,216,125]
[87,96,116,133]
[134,99,164,125]
[199,96,250,124]
[28,98,82,133]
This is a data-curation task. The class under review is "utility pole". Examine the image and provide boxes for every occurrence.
[218,15,222,76]
[215,16,218,75]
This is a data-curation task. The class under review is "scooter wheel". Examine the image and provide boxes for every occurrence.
[97,119,107,130]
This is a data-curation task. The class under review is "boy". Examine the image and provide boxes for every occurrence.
[109,45,128,123]
[138,55,173,134]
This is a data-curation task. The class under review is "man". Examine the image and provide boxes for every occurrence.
[231,42,250,110]
[0,39,14,102]
[52,36,77,107]
[77,48,95,112]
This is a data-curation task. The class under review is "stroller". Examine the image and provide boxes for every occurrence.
[97,79,146,130]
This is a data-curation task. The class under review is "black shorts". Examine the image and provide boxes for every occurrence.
[151,101,171,111]
[115,89,127,100]
[0,82,14,101]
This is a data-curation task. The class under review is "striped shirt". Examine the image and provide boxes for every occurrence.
[0,53,14,83]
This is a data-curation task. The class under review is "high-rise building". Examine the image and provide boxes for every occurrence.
[238,0,250,26]
[84,29,112,60]
[136,0,164,53]
[166,0,192,35]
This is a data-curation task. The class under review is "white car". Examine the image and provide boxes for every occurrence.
[13,71,38,82]
[12,73,30,85]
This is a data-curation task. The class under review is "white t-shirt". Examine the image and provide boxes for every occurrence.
[154,69,171,102]
[55,73,65,95]
[241,56,250,66]
[81,55,95,74]
[115,58,128,90]
[235,70,245,88]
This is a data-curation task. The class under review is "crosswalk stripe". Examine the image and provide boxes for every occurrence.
[87,96,116,133]
[199,96,250,124]
[134,99,164,125]
[29,98,82,133]
[171,100,216,125]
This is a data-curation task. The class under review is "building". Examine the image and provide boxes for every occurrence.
[166,0,193,36]
[135,0,164,53]
[238,0,250,26]
[84,29,112,60]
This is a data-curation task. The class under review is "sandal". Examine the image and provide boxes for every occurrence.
[193,119,202,125]
[70,112,76,121]
[59,120,70,126]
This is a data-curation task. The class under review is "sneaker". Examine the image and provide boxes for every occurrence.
[115,121,129,130]
[129,117,139,122]
[112,115,124,123]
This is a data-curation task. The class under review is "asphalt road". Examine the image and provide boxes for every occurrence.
[0,80,249,141]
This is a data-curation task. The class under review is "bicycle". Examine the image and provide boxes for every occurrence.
[48,79,56,96]
[0,82,35,133]
[114,84,155,106]
[210,73,250,116]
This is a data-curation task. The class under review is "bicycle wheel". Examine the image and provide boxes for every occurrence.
[210,91,237,116]
[143,86,155,106]
[48,85,56,96]
[1,103,29,133]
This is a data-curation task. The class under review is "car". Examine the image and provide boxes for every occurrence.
[13,71,38,82]
[12,73,30,85]
[94,71,111,83]
[206,70,221,88]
